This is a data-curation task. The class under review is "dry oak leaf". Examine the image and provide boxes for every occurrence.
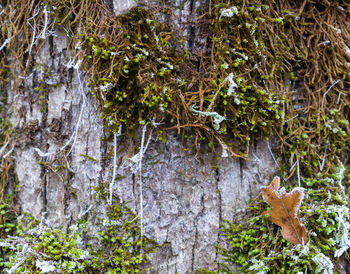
[261,177,307,245]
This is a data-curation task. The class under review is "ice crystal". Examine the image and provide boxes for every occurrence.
[35,260,56,273]
[220,6,238,18]
[325,205,350,257]
[190,104,226,130]
[312,253,333,274]
[223,72,238,96]
[100,82,114,92]
[221,62,229,69]
[248,258,268,274]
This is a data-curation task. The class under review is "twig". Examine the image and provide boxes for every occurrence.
[3,146,14,158]
[39,5,49,39]
[336,92,342,104]
[26,6,40,67]
[296,156,300,187]
[281,99,285,132]
[109,125,122,205]
[289,159,297,172]
[0,37,13,52]
[267,140,279,168]
[285,114,299,123]
[138,123,153,255]
[319,142,328,172]
[78,205,93,219]
[321,79,340,110]
[67,70,86,156]
[139,124,147,254]
[0,140,9,157]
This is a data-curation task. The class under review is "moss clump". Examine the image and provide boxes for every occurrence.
[208,2,285,146]
[0,190,158,273]
[81,6,185,134]
[216,166,349,273]
[78,3,286,157]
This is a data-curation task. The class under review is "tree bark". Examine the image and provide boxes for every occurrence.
[4,0,277,272]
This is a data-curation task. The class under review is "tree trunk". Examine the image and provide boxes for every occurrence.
[3,0,278,272]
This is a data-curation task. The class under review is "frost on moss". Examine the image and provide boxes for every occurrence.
[217,165,350,273]
[78,3,284,157]
[211,0,349,272]
[0,0,349,273]
[0,195,158,273]
[248,258,269,273]
[311,253,334,274]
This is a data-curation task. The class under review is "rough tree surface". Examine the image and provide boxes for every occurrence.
[5,0,278,272]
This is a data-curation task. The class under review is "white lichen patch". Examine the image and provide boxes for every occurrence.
[223,72,240,96]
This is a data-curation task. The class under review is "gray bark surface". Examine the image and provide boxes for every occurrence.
[6,0,277,272]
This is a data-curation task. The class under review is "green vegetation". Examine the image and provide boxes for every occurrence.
[0,187,158,273]
[0,0,349,273]
[216,166,349,273]
[206,0,350,272]
[81,7,183,134]
[76,3,287,157]
[79,5,283,157]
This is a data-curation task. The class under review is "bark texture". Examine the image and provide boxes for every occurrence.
[6,0,277,272]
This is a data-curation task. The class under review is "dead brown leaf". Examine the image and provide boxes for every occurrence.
[261,177,307,245]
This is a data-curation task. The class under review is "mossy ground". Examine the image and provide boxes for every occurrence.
[0,0,349,273]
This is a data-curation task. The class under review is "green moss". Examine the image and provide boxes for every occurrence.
[203,0,350,272]
[216,166,349,273]
[80,7,184,134]
[78,4,285,157]
[0,0,349,273]
[0,188,158,273]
